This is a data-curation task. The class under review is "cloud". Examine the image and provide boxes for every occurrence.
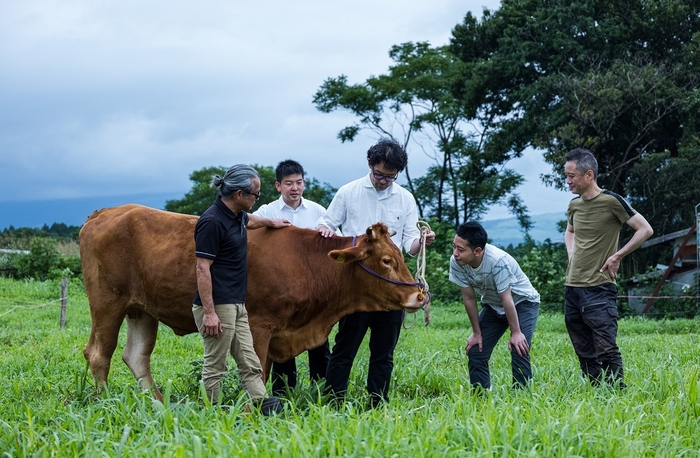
[0,0,571,218]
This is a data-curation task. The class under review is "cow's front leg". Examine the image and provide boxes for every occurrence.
[262,356,273,384]
[123,310,162,401]
[250,326,272,383]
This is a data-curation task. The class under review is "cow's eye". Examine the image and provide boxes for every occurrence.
[382,256,392,267]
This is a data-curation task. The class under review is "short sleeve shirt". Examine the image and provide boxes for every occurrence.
[193,196,249,305]
[449,243,540,315]
[566,190,636,287]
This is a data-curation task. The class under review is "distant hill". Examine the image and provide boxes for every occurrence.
[481,212,566,247]
[0,193,183,230]
[0,195,566,248]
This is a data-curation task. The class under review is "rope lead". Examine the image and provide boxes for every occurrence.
[404,220,431,329]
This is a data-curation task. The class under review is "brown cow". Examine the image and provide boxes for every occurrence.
[80,204,427,400]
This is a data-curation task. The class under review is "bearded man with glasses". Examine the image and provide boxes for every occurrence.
[317,138,436,408]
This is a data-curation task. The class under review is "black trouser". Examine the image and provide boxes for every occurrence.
[467,301,539,389]
[564,284,624,385]
[325,310,404,406]
[271,340,330,396]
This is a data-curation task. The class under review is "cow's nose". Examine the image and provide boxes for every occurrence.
[417,288,429,305]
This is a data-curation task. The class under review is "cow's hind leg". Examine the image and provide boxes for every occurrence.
[123,309,163,401]
[83,311,124,394]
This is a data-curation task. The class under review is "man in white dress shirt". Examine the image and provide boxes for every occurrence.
[253,159,331,396]
[317,138,436,407]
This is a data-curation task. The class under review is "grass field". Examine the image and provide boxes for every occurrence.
[1,277,699,457]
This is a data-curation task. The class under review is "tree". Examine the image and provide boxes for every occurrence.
[165,166,226,215]
[627,143,700,235]
[450,0,700,204]
[313,42,531,230]
[165,165,337,216]
[0,225,80,250]
[537,60,697,196]
[300,177,337,209]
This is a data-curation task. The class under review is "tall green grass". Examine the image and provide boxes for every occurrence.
[1,277,699,457]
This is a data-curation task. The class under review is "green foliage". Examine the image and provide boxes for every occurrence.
[313,42,531,229]
[174,359,246,405]
[14,238,60,281]
[165,166,226,215]
[301,177,337,209]
[164,165,274,215]
[10,238,81,281]
[626,145,700,235]
[508,239,568,313]
[645,282,699,320]
[0,223,80,250]
[450,0,700,218]
[57,255,83,280]
[0,253,17,277]
[624,270,699,320]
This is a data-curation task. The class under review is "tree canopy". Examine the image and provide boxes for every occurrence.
[450,0,700,235]
[170,0,698,255]
[313,41,532,230]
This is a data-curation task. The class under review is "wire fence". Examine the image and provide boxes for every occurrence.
[1,281,698,322]
[0,277,69,327]
[0,298,64,318]
[618,295,700,299]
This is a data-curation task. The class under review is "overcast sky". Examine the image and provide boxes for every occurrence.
[0,0,571,219]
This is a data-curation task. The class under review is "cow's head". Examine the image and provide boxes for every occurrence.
[328,223,427,311]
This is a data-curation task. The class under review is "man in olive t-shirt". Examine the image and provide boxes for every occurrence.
[563,148,653,387]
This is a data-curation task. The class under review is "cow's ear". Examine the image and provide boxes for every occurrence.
[328,246,363,264]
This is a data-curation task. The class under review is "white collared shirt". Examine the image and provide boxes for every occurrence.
[317,172,421,253]
[254,196,327,230]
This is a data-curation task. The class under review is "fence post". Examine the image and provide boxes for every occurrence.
[60,277,68,329]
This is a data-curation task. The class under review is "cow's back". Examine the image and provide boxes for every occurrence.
[246,225,346,318]
[80,204,199,335]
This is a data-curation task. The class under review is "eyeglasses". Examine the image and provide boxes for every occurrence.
[244,190,261,200]
[371,168,399,183]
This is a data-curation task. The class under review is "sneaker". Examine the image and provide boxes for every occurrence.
[259,396,283,416]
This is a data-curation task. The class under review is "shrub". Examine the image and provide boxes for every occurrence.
[640,280,698,319]
[13,238,61,280]
[514,239,567,312]
[57,255,83,279]
[12,237,82,281]
[0,253,19,277]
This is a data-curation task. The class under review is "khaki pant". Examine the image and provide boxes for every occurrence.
[192,303,267,403]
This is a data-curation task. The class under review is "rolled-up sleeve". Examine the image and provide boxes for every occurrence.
[317,187,347,231]
[400,194,421,253]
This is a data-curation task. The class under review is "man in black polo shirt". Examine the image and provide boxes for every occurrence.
[193,164,290,413]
